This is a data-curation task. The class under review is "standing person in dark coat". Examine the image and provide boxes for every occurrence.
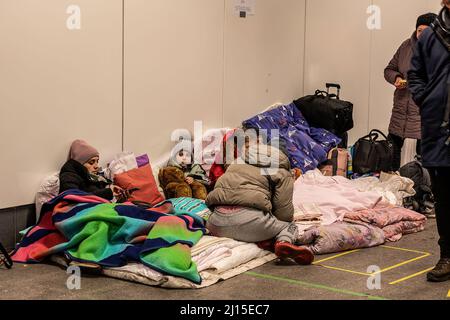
[408,1,450,282]
[59,139,127,201]
[384,13,437,171]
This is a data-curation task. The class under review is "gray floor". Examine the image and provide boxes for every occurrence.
[1,219,449,300]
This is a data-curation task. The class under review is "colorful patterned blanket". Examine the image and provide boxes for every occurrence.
[242,103,341,173]
[12,190,207,284]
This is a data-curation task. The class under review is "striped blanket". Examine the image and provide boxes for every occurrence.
[12,190,207,284]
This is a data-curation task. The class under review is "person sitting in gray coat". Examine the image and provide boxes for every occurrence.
[384,12,437,171]
[205,130,314,265]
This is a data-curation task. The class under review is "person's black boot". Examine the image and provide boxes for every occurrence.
[427,258,450,282]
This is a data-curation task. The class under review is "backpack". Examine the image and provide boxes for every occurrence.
[399,158,435,216]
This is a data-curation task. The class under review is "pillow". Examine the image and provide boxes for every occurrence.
[136,154,150,167]
[151,163,165,194]
[35,172,60,221]
[105,151,138,180]
[297,221,385,254]
[114,163,165,205]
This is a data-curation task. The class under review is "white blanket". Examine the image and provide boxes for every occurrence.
[293,170,388,226]
[293,170,416,227]
[51,236,275,289]
[350,172,415,206]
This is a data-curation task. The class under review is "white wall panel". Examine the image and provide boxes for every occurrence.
[123,0,224,162]
[0,0,123,208]
[222,0,306,127]
[304,0,372,145]
[426,0,443,12]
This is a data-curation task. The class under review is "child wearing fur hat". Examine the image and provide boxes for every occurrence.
[59,139,127,201]
[159,140,210,200]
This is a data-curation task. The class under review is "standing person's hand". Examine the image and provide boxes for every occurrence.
[185,177,194,185]
[394,77,407,89]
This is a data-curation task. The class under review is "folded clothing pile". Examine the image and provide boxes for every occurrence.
[350,172,416,206]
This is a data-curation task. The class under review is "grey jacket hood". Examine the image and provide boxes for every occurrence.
[238,144,291,171]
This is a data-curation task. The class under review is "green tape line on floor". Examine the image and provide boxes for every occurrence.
[245,271,389,301]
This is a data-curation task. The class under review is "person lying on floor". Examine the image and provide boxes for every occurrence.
[59,139,128,202]
[205,131,314,265]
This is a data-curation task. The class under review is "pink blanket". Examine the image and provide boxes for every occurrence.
[293,170,386,225]
[344,207,427,242]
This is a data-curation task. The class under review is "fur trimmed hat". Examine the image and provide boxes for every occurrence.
[69,139,99,164]
[416,13,437,29]
[169,139,193,165]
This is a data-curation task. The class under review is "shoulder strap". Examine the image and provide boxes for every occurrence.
[369,129,389,141]
[330,149,338,176]
[359,131,379,142]
[431,10,450,52]
[315,90,328,97]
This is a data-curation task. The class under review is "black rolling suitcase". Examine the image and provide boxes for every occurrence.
[0,241,13,269]
[293,83,354,148]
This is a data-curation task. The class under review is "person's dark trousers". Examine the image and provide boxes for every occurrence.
[388,133,422,171]
[388,133,405,171]
[429,167,450,258]
[416,139,422,158]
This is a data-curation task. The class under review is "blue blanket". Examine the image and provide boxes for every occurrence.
[243,103,341,172]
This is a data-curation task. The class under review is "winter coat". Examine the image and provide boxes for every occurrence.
[205,145,294,222]
[384,32,421,139]
[408,8,450,168]
[59,159,114,200]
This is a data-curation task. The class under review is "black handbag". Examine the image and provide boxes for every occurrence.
[293,83,354,134]
[353,129,394,174]
[0,242,13,269]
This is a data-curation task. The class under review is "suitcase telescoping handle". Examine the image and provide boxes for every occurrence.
[326,83,341,99]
